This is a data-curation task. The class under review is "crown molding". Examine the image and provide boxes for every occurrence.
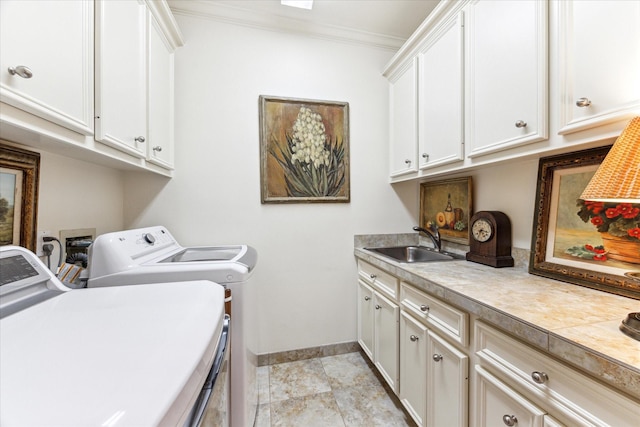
[168,0,406,51]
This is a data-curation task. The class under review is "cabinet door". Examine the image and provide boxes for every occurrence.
[374,291,399,392]
[557,0,640,134]
[465,0,548,157]
[399,311,427,427]
[389,58,418,178]
[427,330,468,427]
[475,366,546,427]
[0,0,93,135]
[357,280,374,361]
[147,13,175,169]
[95,0,147,158]
[418,12,464,170]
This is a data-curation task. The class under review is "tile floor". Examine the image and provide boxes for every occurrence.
[254,351,415,427]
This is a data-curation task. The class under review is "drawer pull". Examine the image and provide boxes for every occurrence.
[8,65,33,79]
[502,414,518,426]
[375,304,382,310]
[576,97,592,107]
[531,371,548,384]
[420,304,429,312]
[364,296,371,301]
[410,335,419,342]
[370,274,377,280]
[135,136,146,143]
[515,120,527,128]
[405,159,412,165]
[432,354,443,362]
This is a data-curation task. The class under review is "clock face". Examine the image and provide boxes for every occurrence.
[472,218,493,242]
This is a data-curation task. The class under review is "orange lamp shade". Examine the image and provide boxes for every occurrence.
[580,116,640,203]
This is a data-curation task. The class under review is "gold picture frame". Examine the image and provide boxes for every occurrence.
[0,143,40,251]
[420,177,473,245]
[529,146,640,300]
[259,95,350,203]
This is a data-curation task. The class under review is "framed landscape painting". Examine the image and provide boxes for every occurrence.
[0,143,40,251]
[530,146,640,299]
[259,96,350,203]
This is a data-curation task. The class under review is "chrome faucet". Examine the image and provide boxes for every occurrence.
[413,225,441,252]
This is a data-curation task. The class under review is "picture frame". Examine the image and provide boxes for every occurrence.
[529,146,640,300]
[0,143,40,251]
[259,95,350,203]
[419,177,473,245]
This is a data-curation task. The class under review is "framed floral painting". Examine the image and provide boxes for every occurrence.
[530,146,640,299]
[259,96,350,203]
[0,143,40,252]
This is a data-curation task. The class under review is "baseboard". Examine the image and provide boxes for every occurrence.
[257,341,360,366]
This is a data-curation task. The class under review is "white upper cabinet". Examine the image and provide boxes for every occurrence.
[465,0,548,158]
[95,0,147,158]
[418,12,465,170]
[0,0,93,136]
[389,59,419,178]
[557,0,640,134]
[147,13,176,169]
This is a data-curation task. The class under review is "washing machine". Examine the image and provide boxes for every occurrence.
[0,245,230,426]
[86,226,259,427]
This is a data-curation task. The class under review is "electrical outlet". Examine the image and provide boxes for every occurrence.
[36,230,52,256]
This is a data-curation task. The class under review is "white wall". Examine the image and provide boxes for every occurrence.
[123,15,418,354]
[34,148,124,262]
[467,158,539,249]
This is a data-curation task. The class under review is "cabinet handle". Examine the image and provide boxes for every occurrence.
[576,97,592,107]
[375,304,382,310]
[152,146,163,152]
[410,335,419,342]
[364,296,371,301]
[502,415,518,426]
[531,371,548,384]
[370,274,377,280]
[404,159,411,165]
[420,304,429,312]
[432,354,443,362]
[8,65,33,79]
[422,153,429,160]
[135,136,146,143]
[515,120,527,128]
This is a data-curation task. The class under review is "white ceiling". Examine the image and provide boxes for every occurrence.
[168,0,441,50]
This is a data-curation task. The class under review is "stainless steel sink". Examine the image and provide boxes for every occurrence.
[365,246,464,263]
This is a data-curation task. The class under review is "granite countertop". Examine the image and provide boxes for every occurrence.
[354,234,640,401]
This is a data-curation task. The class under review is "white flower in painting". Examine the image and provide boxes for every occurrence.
[290,107,330,168]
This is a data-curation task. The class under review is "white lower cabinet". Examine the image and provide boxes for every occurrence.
[400,311,428,425]
[356,264,399,393]
[357,280,374,360]
[374,290,400,392]
[474,321,639,426]
[398,282,469,427]
[356,259,640,427]
[427,330,468,427]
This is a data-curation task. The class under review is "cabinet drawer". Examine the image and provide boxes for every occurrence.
[400,282,468,347]
[475,365,547,427]
[358,261,399,300]
[475,321,639,426]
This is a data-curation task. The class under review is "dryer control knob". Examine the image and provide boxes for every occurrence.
[143,233,156,245]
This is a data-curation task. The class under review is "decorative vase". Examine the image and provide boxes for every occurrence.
[600,232,640,264]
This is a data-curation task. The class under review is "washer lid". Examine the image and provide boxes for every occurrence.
[0,280,225,427]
